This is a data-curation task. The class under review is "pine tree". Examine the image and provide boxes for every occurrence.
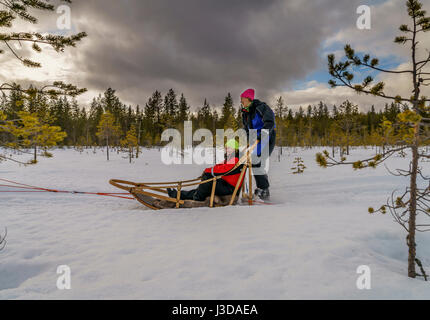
[275,96,286,119]
[135,105,143,157]
[322,0,430,279]
[197,99,212,130]
[234,108,242,132]
[220,93,235,129]
[96,112,121,161]
[163,89,179,126]
[4,88,24,119]
[291,157,306,174]
[102,88,124,128]
[336,100,359,155]
[88,96,104,145]
[274,96,287,146]
[178,94,190,123]
[121,126,139,163]
[0,0,87,99]
[145,90,163,144]
[1,111,67,163]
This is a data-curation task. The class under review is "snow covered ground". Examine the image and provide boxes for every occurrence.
[0,146,429,299]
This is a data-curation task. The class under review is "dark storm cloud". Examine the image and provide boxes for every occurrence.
[69,0,365,107]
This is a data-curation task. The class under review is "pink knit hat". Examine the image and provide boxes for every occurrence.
[240,89,255,101]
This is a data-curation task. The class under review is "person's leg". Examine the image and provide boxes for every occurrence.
[168,171,209,200]
[254,174,270,189]
[169,174,236,202]
[179,189,197,200]
[167,187,196,200]
[193,177,235,201]
[192,180,213,201]
[187,172,214,201]
[214,179,235,196]
[253,132,276,190]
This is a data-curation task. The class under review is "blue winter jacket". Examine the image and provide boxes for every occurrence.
[242,99,276,155]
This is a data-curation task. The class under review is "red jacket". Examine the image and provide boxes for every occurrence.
[204,156,244,188]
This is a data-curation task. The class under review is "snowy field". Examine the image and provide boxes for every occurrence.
[0,146,429,300]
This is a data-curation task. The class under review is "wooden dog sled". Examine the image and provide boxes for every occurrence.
[109,142,258,210]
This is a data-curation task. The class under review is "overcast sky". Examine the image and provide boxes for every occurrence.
[1,0,430,111]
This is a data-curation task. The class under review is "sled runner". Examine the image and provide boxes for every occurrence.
[109,141,258,210]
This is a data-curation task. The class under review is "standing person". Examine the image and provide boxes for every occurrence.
[240,89,276,200]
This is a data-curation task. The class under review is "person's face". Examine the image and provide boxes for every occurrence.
[241,97,252,109]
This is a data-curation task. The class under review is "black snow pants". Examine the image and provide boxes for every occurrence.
[179,172,235,201]
[252,130,276,190]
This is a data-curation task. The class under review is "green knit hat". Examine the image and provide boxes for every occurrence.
[225,139,239,150]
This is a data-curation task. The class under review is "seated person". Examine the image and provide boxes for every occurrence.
[167,139,244,201]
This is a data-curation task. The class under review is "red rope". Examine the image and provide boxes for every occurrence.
[0,179,135,200]
[252,200,275,206]
[0,190,47,193]
[0,178,275,204]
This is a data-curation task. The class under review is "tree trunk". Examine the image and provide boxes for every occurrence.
[407,127,419,278]
[34,144,37,162]
[106,135,109,161]
[407,13,420,279]
[331,137,335,157]
[136,120,141,159]
[346,134,350,155]
[408,145,418,278]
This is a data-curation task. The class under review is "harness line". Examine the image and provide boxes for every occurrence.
[0,178,135,200]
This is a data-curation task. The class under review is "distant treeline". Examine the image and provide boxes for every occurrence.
[0,86,420,149]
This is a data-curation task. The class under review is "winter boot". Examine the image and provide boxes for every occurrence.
[257,188,270,201]
[167,188,177,199]
[254,188,263,197]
